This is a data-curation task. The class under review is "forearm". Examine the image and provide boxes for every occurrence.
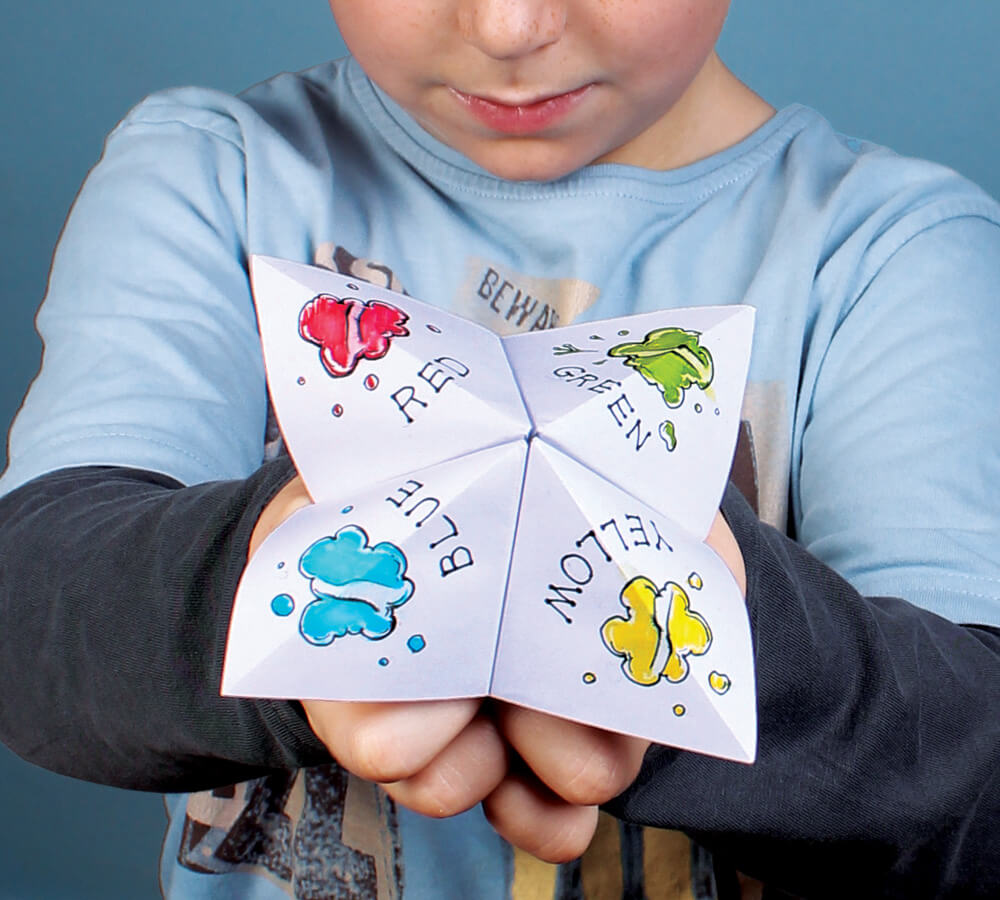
[0,461,331,791]
[607,484,1000,899]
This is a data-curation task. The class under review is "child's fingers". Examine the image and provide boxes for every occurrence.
[381,714,509,818]
[482,772,600,863]
[248,474,312,557]
[302,697,481,783]
[706,509,747,596]
[497,705,649,806]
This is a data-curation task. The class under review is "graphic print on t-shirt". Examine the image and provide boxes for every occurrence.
[177,767,402,900]
[457,256,601,335]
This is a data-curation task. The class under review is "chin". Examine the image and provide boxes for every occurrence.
[468,140,598,183]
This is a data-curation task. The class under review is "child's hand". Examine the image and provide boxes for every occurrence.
[303,697,509,818]
[303,697,643,863]
[487,707,650,861]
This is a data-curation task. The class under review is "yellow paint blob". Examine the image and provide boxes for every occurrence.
[709,671,731,694]
[673,705,686,717]
[662,583,712,684]
[601,576,662,686]
[602,578,713,686]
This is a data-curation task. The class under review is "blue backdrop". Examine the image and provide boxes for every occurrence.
[1,2,998,896]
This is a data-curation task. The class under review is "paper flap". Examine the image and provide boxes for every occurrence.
[223,441,528,702]
[503,306,754,538]
[491,441,756,761]
[251,256,531,502]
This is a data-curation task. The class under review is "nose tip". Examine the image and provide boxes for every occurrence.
[458,1,567,60]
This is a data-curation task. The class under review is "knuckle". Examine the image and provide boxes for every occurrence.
[409,771,472,819]
[346,721,413,783]
[531,812,596,863]
[556,748,622,805]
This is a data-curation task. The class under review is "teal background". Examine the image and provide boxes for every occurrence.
[1,2,997,896]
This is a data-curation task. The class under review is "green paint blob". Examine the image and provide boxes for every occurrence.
[608,327,714,408]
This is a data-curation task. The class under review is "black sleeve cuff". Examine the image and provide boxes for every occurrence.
[0,460,334,792]
[604,482,1000,899]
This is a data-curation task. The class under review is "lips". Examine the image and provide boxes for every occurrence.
[450,84,593,135]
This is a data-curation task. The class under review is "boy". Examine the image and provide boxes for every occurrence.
[1,1,999,897]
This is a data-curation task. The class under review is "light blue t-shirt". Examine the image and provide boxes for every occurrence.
[5,56,1000,898]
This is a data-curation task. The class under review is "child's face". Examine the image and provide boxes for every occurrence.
[329,0,731,181]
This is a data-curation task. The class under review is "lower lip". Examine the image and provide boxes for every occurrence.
[451,85,593,135]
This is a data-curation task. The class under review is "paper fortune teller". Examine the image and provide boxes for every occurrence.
[222,255,758,762]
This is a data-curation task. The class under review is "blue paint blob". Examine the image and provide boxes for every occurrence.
[341,505,354,514]
[277,561,285,570]
[407,634,426,653]
[378,657,390,667]
[271,593,295,617]
[297,376,306,385]
[300,596,394,645]
[296,527,414,645]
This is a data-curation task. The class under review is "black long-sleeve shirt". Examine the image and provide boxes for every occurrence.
[0,463,998,898]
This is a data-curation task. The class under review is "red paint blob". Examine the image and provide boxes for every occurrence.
[299,293,409,378]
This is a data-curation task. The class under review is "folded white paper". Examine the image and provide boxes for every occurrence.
[223,256,757,762]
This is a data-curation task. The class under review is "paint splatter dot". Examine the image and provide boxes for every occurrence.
[582,672,597,684]
[331,404,344,417]
[617,329,629,336]
[364,374,380,391]
[688,572,703,590]
[277,561,285,570]
[378,657,390,667]
[659,420,677,451]
[694,403,703,413]
[427,324,442,334]
[297,376,306,386]
[593,359,607,365]
[341,505,354,514]
[347,283,360,291]
[271,594,295,617]
[709,671,731,695]
[714,408,720,416]
[673,704,686,717]
[589,334,604,341]
[407,634,426,653]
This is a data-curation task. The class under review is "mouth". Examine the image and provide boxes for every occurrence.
[449,84,594,136]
